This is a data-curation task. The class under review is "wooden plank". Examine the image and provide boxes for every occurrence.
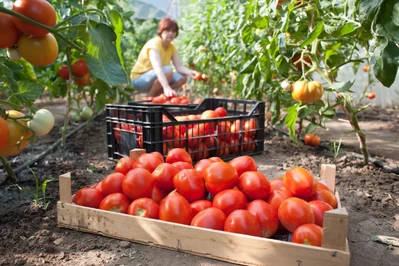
[322,208,349,251]
[59,173,71,204]
[57,202,350,266]
[320,164,336,193]
[129,148,146,161]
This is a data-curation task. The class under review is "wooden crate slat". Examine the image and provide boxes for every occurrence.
[57,202,350,266]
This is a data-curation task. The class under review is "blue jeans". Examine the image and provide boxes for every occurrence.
[131,66,184,93]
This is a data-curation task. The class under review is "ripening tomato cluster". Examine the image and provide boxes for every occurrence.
[0,109,54,156]
[58,59,91,87]
[73,148,337,246]
[0,0,59,66]
[113,106,258,160]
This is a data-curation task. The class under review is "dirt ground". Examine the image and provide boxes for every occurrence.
[0,102,398,266]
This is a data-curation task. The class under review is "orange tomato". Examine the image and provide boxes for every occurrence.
[0,117,10,151]
[0,13,21,48]
[304,133,321,147]
[18,33,58,66]
[291,80,323,104]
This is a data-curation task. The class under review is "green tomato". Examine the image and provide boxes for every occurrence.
[71,112,81,122]
[27,109,55,137]
[80,107,93,121]
[7,47,21,61]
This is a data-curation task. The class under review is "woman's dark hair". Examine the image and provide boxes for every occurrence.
[157,18,179,37]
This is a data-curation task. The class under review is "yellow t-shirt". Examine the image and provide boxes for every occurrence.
[130,36,177,80]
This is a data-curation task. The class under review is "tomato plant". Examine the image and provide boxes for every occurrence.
[127,198,159,219]
[191,207,226,231]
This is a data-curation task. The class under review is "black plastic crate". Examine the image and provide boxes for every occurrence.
[106,98,265,162]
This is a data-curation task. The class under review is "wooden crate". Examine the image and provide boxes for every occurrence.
[57,156,350,266]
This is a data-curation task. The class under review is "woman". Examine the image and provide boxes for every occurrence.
[130,18,197,98]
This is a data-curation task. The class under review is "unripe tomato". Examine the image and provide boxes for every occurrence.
[366,92,376,99]
[80,107,93,120]
[304,133,321,147]
[6,47,22,61]
[27,109,55,137]
[72,59,90,77]
[0,13,21,48]
[58,65,70,80]
[0,110,32,157]
[0,117,10,151]
[291,80,323,104]
[12,0,57,37]
[18,33,58,66]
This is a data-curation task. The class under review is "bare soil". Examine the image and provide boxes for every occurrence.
[0,104,398,266]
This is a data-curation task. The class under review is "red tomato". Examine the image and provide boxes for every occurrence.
[152,163,179,193]
[203,162,239,194]
[304,133,321,147]
[243,119,257,138]
[224,210,261,237]
[122,168,155,201]
[150,151,164,162]
[191,207,226,230]
[278,197,315,233]
[247,200,279,238]
[200,110,219,134]
[101,172,126,196]
[171,161,193,171]
[115,157,135,175]
[237,171,271,201]
[194,159,214,177]
[270,177,284,191]
[159,191,193,225]
[230,119,242,139]
[292,224,323,247]
[190,199,213,217]
[214,107,228,117]
[72,59,89,77]
[307,189,338,209]
[73,187,104,208]
[309,200,333,227]
[317,181,330,191]
[216,121,231,142]
[127,198,159,219]
[165,148,193,164]
[266,188,293,211]
[366,92,376,99]
[99,193,130,213]
[92,181,104,194]
[212,189,247,216]
[58,65,70,80]
[209,157,223,162]
[133,153,163,173]
[173,169,206,202]
[228,155,257,178]
[150,186,166,204]
[284,167,317,199]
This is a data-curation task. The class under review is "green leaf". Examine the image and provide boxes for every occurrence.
[240,57,257,74]
[371,39,399,87]
[330,80,355,92]
[240,25,254,43]
[374,1,399,43]
[0,62,19,92]
[300,22,324,47]
[107,10,126,71]
[305,123,318,134]
[284,103,300,143]
[324,22,356,38]
[87,22,128,86]
[252,16,268,29]
[8,81,45,106]
[278,32,287,54]
[358,0,382,30]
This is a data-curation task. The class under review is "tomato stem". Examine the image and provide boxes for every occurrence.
[0,156,18,183]
[0,7,84,53]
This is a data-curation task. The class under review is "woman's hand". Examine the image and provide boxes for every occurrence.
[163,86,176,98]
[188,70,199,79]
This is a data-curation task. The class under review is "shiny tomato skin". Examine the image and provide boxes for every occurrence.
[190,200,213,217]
[292,223,323,246]
[203,162,239,194]
[133,153,163,173]
[127,198,160,219]
[247,200,279,238]
[191,207,226,230]
[159,191,193,225]
[0,13,21,48]
[58,65,70,80]
[278,197,315,233]
[171,161,193,171]
[194,159,214,177]
[270,177,284,191]
[18,33,58,66]
[12,0,57,36]
[150,186,166,204]
[99,193,131,213]
[173,169,206,202]
[71,59,89,77]
[284,167,317,199]
[115,157,135,175]
[101,172,126,196]
[266,188,293,211]
[214,107,228,117]
[165,148,193,164]
[152,163,179,193]
[224,210,262,237]
[317,181,330,191]
[237,171,271,201]
[73,187,104,209]
[228,156,257,178]
[212,189,247,216]
[150,151,164,162]
[122,168,155,201]
[309,200,333,227]
[307,189,338,209]
[304,133,321,147]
